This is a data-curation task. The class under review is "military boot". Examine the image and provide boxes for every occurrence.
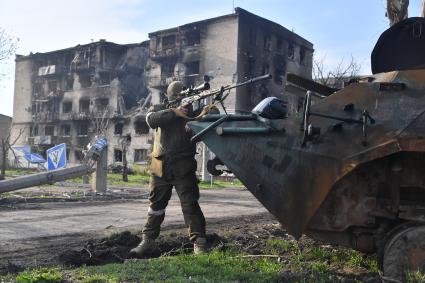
[130,237,156,256]
[193,237,207,254]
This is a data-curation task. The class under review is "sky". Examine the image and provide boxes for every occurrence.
[0,0,422,116]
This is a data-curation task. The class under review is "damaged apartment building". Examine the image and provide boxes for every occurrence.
[146,8,313,114]
[10,7,313,168]
[11,40,151,166]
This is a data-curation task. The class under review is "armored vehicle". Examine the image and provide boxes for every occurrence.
[189,17,425,280]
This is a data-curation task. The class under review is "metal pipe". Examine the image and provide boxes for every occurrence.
[310,111,362,124]
[0,164,93,194]
[216,127,273,135]
[200,114,256,122]
[191,115,229,142]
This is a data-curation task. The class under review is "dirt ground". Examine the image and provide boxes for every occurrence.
[0,184,381,282]
[0,184,266,273]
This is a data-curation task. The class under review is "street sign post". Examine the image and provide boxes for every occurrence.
[47,143,67,171]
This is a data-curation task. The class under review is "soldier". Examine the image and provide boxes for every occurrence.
[130,81,207,256]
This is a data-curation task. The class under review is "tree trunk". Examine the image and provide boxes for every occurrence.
[122,148,128,182]
[1,139,7,179]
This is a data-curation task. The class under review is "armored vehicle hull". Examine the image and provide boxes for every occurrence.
[189,17,425,280]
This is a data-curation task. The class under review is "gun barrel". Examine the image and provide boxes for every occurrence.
[229,73,272,90]
[179,74,272,107]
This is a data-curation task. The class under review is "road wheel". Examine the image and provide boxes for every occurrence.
[383,224,425,282]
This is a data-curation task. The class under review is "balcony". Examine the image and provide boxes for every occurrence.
[150,47,180,61]
[32,112,59,122]
[30,135,54,145]
[58,112,91,121]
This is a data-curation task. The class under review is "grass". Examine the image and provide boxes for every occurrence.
[5,169,243,190]
[3,242,379,283]
[4,251,281,283]
[407,270,425,283]
[14,268,62,283]
[0,237,381,283]
[262,238,378,281]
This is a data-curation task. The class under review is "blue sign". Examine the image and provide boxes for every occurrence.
[47,143,67,171]
[23,153,46,164]
[14,146,31,155]
[92,138,107,151]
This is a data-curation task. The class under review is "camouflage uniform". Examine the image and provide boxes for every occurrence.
[142,104,206,242]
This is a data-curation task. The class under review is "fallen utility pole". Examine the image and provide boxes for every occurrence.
[0,138,108,194]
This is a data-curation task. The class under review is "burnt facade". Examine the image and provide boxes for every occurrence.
[10,8,313,169]
[11,40,151,166]
[146,8,313,114]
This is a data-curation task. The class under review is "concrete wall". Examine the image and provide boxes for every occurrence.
[0,114,12,167]
[202,16,239,113]
[236,9,314,114]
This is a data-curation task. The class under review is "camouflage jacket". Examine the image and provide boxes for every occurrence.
[146,104,196,178]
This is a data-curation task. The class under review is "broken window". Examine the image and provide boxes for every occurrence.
[79,75,92,88]
[95,98,109,111]
[134,149,148,162]
[262,63,270,75]
[162,35,176,49]
[98,72,112,85]
[60,125,71,136]
[135,121,150,135]
[65,77,74,91]
[161,62,175,76]
[62,101,72,113]
[77,123,88,136]
[79,99,90,113]
[30,125,39,137]
[114,123,123,135]
[38,65,56,76]
[45,125,54,136]
[249,28,256,45]
[185,30,200,46]
[274,68,285,85]
[185,61,200,75]
[299,47,306,65]
[288,42,295,60]
[48,80,57,92]
[114,149,123,162]
[277,38,283,51]
[75,150,84,161]
[33,82,42,96]
[263,35,271,50]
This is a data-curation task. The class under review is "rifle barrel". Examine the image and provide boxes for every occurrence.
[180,73,272,106]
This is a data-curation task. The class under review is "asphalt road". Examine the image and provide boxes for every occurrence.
[0,186,267,241]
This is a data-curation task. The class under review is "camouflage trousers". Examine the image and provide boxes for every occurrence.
[142,169,206,241]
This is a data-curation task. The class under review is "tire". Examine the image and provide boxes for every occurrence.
[383,224,425,282]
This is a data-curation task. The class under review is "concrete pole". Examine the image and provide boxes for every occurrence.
[421,0,425,17]
[201,143,211,182]
[92,146,107,193]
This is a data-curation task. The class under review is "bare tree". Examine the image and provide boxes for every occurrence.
[0,28,18,80]
[119,134,131,182]
[91,106,112,137]
[1,128,24,178]
[386,0,409,26]
[313,56,361,89]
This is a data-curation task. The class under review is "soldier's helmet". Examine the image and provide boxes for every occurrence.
[166,81,184,100]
